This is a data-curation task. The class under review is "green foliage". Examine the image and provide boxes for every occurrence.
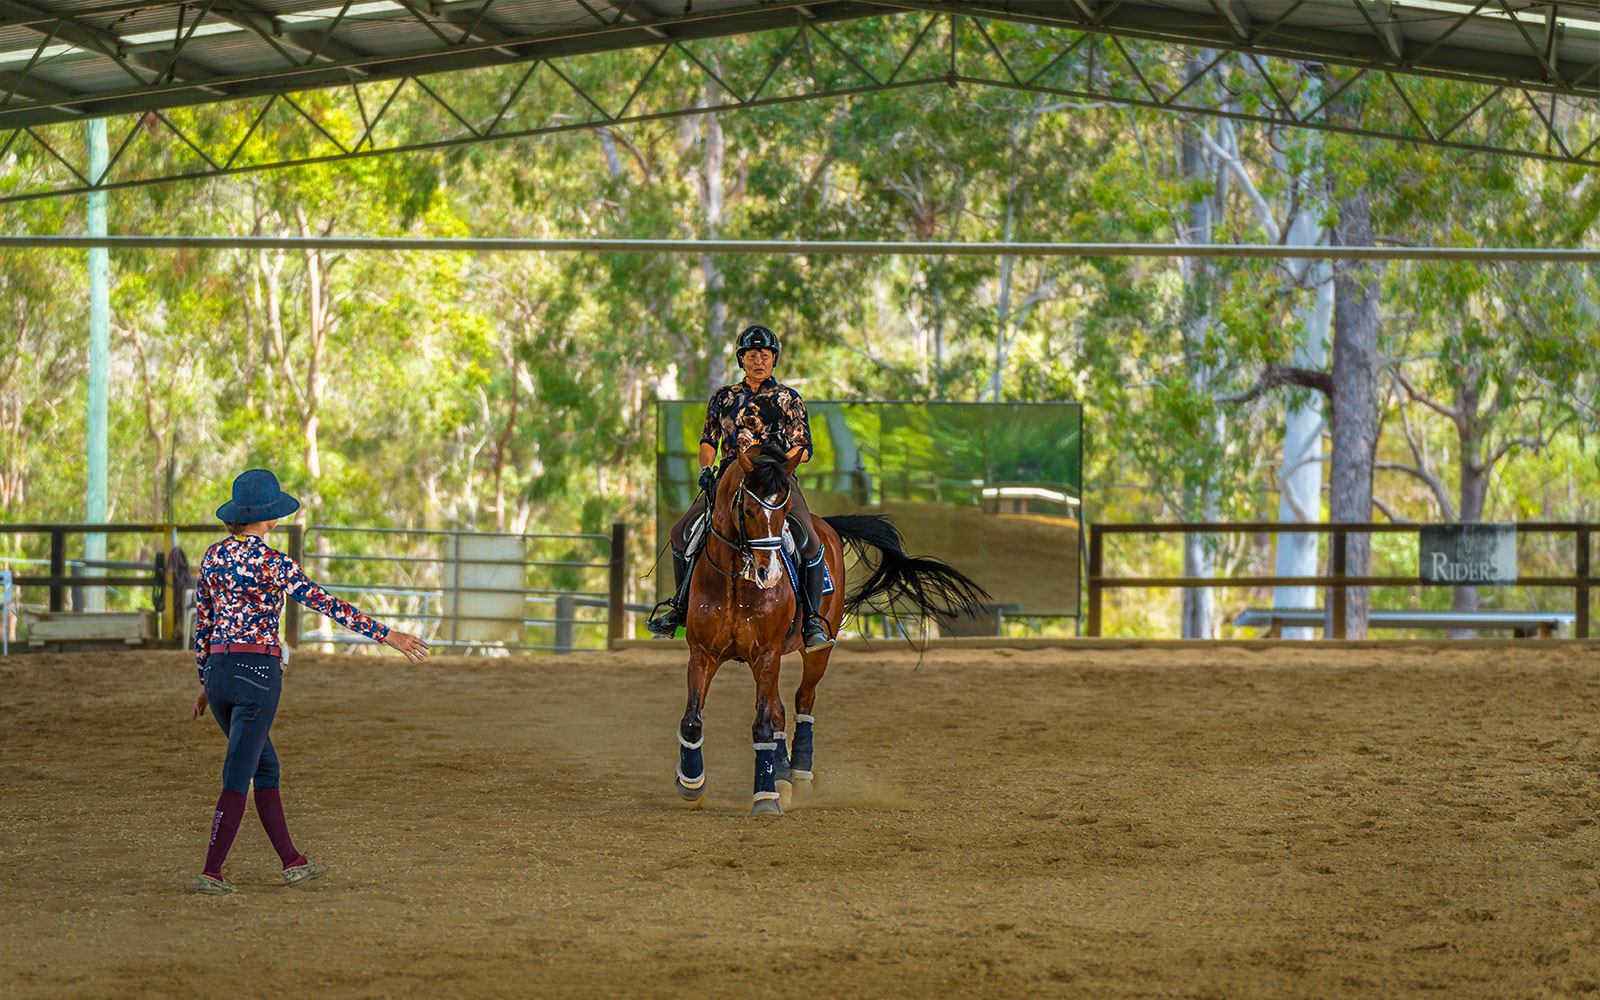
[2,38,1597,638]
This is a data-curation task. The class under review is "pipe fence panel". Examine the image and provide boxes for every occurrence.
[0,522,629,654]
[298,523,628,654]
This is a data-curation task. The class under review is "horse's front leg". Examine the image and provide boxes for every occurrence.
[749,648,786,817]
[677,644,720,804]
[789,643,831,788]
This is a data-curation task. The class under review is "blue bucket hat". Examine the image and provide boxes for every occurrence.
[216,469,301,523]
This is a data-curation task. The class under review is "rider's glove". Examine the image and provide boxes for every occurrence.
[698,466,716,494]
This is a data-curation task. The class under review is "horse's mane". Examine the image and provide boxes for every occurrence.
[743,439,790,497]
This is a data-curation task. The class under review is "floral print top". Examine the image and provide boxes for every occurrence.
[193,533,388,676]
[700,377,812,469]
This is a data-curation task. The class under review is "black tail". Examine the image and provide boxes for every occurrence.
[823,513,991,624]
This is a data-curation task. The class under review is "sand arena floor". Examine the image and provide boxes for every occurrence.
[3,643,1600,999]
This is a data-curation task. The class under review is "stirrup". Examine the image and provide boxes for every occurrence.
[646,602,684,637]
[802,616,835,652]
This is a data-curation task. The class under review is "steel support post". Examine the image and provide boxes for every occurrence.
[83,116,108,610]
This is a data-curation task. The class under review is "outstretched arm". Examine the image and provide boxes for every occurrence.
[271,552,429,661]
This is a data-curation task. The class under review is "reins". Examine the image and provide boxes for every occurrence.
[703,473,790,582]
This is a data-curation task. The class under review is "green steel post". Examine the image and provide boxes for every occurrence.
[84,118,109,610]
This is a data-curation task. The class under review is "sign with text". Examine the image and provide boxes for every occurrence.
[1418,523,1517,585]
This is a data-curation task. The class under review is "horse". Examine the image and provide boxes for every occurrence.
[674,440,990,816]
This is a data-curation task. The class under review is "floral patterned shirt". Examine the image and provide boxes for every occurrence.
[192,533,389,676]
[700,377,812,469]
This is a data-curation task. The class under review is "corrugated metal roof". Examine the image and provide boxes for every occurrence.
[0,0,1596,132]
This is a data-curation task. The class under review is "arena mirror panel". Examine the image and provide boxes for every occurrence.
[656,401,1082,629]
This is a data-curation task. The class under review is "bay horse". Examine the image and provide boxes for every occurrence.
[674,440,990,816]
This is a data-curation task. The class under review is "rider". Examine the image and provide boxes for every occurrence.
[648,324,833,651]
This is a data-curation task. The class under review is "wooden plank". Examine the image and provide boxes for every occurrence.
[1090,521,1593,534]
[0,523,219,533]
[1093,575,1589,588]
[24,610,156,641]
[612,636,1600,652]
[1331,528,1347,639]
[48,530,63,612]
[608,521,626,648]
[1237,609,1575,630]
[1093,575,1415,588]
[1087,528,1103,637]
[1579,527,1591,640]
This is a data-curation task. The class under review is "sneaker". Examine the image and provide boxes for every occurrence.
[282,857,329,886]
[196,873,235,895]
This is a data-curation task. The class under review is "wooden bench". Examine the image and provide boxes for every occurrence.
[1234,607,1576,638]
[23,609,158,648]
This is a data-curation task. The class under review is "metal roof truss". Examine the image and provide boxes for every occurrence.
[0,1,1598,205]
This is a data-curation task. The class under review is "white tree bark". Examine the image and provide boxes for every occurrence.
[1177,60,1220,639]
[1272,157,1332,639]
[1209,109,1332,640]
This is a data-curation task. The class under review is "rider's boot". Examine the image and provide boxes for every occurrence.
[646,550,691,636]
[799,553,834,652]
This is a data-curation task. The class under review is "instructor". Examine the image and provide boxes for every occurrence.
[189,469,428,895]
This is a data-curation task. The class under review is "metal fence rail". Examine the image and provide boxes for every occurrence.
[1086,522,1596,639]
[0,523,293,643]
[298,523,629,654]
[0,521,630,654]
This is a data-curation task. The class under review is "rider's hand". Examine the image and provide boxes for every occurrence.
[698,466,717,494]
[384,629,430,662]
[191,682,208,721]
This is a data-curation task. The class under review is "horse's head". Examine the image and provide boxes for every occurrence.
[715,441,802,589]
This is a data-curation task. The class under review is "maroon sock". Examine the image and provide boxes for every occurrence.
[203,789,247,877]
[253,787,303,869]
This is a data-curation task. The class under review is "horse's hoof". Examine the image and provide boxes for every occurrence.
[750,796,783,817]
[775,779,793,811]
[676,770,707,803]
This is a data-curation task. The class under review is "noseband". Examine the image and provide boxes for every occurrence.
[706,469,791,583]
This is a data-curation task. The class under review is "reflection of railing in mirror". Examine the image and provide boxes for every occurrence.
[981,485,1081,518]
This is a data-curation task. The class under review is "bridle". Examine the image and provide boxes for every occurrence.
[705,464,791,584]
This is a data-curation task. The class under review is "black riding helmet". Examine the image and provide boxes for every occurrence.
[735,324,780,363]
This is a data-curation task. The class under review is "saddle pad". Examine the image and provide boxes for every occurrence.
[687,510,710,551]
[777,548,834,597]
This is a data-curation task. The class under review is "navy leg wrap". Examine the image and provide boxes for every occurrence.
[752,743,778,801]
[790,716,814,775]
[774,731,791,784]
[677,731,706,793]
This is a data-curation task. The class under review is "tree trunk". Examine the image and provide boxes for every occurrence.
[1274,242,1332,636]
[1274,266,1331,638]
[986,189,1019,402]
[1453,380,1487,624]
[1182,529,1217,639]
[491,357,521,533]
[1327,187,1381,638]
[597,130,625,181]
[1176,66,1219,640]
